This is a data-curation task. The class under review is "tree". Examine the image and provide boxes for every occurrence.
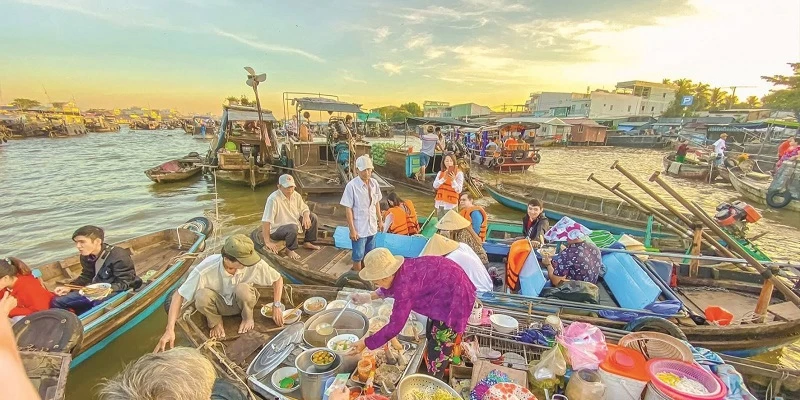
[708,88,729,111]
[693,82,711,111]
[225,96,239,105]
[11,98,40,109]
[762,62,800,121]
[745,96,761,108]
[399,102,423,117]
[662,78,695,117]
[662,78,671,85]
[239,95,252,106]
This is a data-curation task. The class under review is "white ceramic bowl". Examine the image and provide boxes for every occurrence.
[326,333,359,353]
[303,297,327,315]
[368,316,389,333]
[355,304,375,318]
[271,366,300,394]
[489,314,519,334]
[283,309,302,325]
[377,304,393,318]
[326,300,350,310]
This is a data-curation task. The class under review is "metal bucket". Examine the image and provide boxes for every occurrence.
[303,308,369,348]
[295,347,342,400]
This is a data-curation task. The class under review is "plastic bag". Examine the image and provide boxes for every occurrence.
[530,344,566,381]
[557,322,608,370]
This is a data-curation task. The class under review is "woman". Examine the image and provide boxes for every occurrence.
[432,153,464,215]
[382,192,420,235]
[438,210,489,265]
[775,137,799,170]
[0,257,53,321]
[349,248,476,378]
[522,199,549,248]
[540,217,603,286]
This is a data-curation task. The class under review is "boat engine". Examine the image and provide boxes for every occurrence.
[714,201,761,239]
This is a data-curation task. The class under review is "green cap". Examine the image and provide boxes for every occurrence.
[222,234,261,267]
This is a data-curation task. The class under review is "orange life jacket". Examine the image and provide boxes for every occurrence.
[384,201,420,235]
[434,170,460,205]
[506,239,532,292]
[403,201,420,235]
[459,206,487,242]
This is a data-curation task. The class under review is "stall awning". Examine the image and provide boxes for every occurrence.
[295,97,363,113]
[405,116,479,128]
[225,109,277,122]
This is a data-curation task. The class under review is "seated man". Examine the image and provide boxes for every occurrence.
[156,234,284,347]
[540,217,603,286]
[522,198,549,248]
[261,174,321,260]
[51,226,139,315]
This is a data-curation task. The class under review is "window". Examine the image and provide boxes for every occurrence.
[610,105,614,111]
[663,93,667,98]
[578,125,584,132]
[627,106,631,112]
[641,106,645,111]
[651,106,655,112]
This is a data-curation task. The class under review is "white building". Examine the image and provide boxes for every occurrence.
[615,80,676,116]
[526,80,677,119]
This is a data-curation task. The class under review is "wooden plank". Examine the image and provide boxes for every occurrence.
[768,301,800,321]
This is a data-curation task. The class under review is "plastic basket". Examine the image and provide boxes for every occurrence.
[619,331,693,362]
[396,374,461,400]
[598,368,647,400]
[646,359,727,400]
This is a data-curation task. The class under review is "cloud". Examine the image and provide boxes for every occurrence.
[213,29,326,62]
[372,62,404,75]
[405,33,432,49]
[341,25,392,43]
[461,0,529,12]
[339,69,367,84]
[424,47,446,60]
[374,26,391,43]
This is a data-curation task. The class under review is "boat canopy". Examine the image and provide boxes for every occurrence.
[497,117,570,126]
[225,107,277,122]
[405,116,478,128]
[294,97,363,113]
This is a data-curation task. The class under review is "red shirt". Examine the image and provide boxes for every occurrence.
[778,140,792,158]
[7,275,55,318]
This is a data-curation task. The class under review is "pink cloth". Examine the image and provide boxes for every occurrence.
[159,161,181,172]
[544,217,592,242]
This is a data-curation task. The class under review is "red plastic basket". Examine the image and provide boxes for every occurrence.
[646,359,727,400]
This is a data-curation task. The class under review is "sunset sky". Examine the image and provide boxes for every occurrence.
[0,0,798,115]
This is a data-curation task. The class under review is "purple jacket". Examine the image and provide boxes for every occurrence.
[365,256,476,350]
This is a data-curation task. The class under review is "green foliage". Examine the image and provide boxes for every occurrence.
[11,98,40,109]
[399,102,423,117]
[224,95,253,106]
[761,62,800,121]
[373,105,413,122]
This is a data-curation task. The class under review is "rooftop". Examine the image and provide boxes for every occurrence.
[616,80,678,90]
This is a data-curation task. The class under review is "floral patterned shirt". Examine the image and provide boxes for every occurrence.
[551,241,603,284]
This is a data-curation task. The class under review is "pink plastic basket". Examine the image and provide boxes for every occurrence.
[646,359,727,400]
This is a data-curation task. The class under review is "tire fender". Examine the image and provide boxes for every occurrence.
[623,316,687,341]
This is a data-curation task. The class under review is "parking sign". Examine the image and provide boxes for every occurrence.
[681,95,694,106]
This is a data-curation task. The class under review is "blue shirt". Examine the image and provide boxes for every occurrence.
[470,210,484,236]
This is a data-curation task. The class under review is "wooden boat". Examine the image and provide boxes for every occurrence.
[606,134,670,148]
[485,182,683,239]
[34,218,211,366]
[465,122,542,173]
[144,156,203,183]
[21,351,71,400]
[662,154,726,182]
[372,145,481,198]
[207,105,277,189]
[728,167,800,212]
[174,284,426,398]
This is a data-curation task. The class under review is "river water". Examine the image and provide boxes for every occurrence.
[0,131,797,398]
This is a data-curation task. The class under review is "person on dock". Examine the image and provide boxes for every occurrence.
[675,138,690,163]
[261,174,320,261]
[522,198,549,248]
[540,217,602,286]
[101,347,247,400]
[437,210,489,265]
[155,234,284,346]
[382,192,420,235]
[458,192,487,242]
[0,257,53,322]
[417,126,443,182]
[421,234,493,293]
[50,226,140,315]
[341,155,384,272]
[348,248,476,378]
[712,133,728,166]
[433,153,464,216]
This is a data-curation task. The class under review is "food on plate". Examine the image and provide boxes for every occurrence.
[369,317,388,333]
[306,301,324,312]
[311,350,334,366]
[409,388,459,400]
[278,374,299,389]
[374,364,402,387]
[331,340,353,352]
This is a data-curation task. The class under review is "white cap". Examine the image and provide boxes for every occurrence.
[356,155,374,171]
[278,174,296,188]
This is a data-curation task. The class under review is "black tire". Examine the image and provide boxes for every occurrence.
[724,158,737,168]
[335,271,374,290]
[187,151,200,158]
[531,153,542,164]
[511,150,526,162]
[496,157,505,166]
[623,316,687,341]
[184,217,213,237]
[766,189,793,208]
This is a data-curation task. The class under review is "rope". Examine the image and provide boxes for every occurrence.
[198,339,259,400]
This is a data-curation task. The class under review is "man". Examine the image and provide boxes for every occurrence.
[340,155,384,271]
[712,133,728,166]
[675,138,690,163]
[261,174,320,261]
[51,226,139,315]
[458,192,487,242]
[421,234,493,293]
[417,126,443,181]
[154,235,284,346]
[522,199,548,248]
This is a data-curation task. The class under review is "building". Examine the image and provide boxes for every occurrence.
[615,80,677,116]
[423,101,450,118]
[587,91,642,118]
[563,118,608,145]
[704,109,771,123]
[497,117,571,139]
[423,101,491,120]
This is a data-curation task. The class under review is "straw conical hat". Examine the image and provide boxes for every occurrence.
[359,248,404,281]
[421,234,460,256]
[436,209,471,231]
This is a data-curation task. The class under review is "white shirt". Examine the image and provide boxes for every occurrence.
[433,170,464,210]
[178,254,282,306]
[383,213,393,233]
[713,138,727,156]
[340,177,383,237]
[420,134,441,156]
[446,243,493,293]
[261,189,310,234]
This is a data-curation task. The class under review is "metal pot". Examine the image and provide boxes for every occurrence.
[303,308,369,348]
[295,347,342,399]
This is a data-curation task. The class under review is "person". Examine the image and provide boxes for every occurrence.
[458,192,487,242]
[417,126,443,181]
[382,192,420,235]
[675,138,690,163]
[433,153,464,216]
[712,133,728,166]
[421,234,493,293]
[155,234,284,346]
[345,114,356,134]
[778,136,797,158]
[50,226,139,315]
[540,217,603,286]
[0,292,40,400]
[286,115,298,138]
[100,347,247,400]
[348,248,476,378]
[522,199,549,247]
[340,155,384,271]
[261,174,320,261]
[0,257,53,321]
[438,210,489,265]
[776,137,800,169]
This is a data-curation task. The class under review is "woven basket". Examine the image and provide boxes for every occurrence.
[396,374,461,400]
[618,331,693,362]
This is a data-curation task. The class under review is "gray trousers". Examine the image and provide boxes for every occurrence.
[269,213,318,251]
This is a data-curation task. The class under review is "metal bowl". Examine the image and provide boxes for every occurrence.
[303,308,369,348]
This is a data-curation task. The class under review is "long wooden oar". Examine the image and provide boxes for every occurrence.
[418,209,437,233]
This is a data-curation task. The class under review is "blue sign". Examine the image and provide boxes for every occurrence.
[681,95,694,106]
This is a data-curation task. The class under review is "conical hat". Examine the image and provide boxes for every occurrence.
[436,209,471,231]
[421,234,460,256]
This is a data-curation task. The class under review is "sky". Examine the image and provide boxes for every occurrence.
[0,0,798,115]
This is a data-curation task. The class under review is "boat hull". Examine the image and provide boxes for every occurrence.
[662,154,726,182]
[607,135,670,148]
[728,168,800,212]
